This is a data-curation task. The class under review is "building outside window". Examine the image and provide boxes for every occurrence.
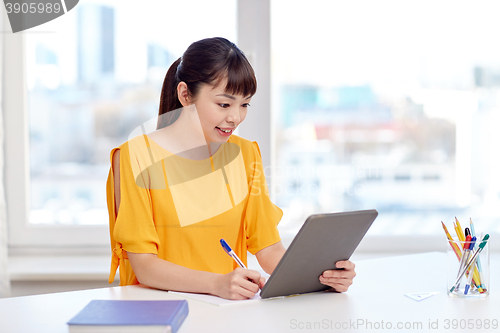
[271,0,500,240]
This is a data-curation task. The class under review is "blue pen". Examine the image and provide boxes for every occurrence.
[220,239,247,269]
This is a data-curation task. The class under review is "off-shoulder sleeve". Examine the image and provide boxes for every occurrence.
[245,141,283,255]
[106,142,161,284]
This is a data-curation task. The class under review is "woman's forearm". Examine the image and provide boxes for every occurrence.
[255,241,287,275]
[126,251,219,295]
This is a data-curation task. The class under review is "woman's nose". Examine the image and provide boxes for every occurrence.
[226,107,240,124]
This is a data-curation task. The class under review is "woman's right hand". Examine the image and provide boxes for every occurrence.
[213,267,265,300]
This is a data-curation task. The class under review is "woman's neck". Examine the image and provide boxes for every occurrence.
[151,105,221,160]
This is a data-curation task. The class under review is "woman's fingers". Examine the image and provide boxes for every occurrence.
[319,260,356,292]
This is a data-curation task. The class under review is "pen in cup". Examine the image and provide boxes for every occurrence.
[455,235,473,291]
[464,253,479,295]
[470,220,487,290]
[460,235,475,293]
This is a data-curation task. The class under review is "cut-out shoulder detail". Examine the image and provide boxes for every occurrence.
[112,149,121,217]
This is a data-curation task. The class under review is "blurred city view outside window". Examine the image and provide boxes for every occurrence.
[271,0,500,238]
[27,0,236,225]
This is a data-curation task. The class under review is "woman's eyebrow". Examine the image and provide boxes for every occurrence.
[216,93,252,100]
[216,93,236,100]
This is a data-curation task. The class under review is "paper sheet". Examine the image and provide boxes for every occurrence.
[169,289,323,306]
[168,290,265,306]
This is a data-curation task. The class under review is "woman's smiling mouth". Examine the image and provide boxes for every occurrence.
[216,127,234,136]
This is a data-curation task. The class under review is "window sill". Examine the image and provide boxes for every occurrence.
[8,255,117,282]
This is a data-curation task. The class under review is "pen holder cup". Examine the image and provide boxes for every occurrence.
[447,237,489,298]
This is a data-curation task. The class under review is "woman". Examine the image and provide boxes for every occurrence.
[107,37,355,300]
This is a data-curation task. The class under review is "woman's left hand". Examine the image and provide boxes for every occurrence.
[319,260,356,292]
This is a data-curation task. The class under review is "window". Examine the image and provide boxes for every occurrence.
[6,0,238,247]
[271,0,500,241]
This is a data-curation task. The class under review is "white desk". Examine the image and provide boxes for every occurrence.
[0,252,498,333]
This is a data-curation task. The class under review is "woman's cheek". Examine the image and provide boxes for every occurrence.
[240,110,247,123]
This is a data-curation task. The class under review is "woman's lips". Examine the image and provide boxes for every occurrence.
[216,127,234,136]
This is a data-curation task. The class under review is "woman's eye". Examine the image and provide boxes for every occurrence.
[242,103,251,108]
[218,103,230,108]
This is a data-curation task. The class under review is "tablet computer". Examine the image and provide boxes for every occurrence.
[260,209,378,299]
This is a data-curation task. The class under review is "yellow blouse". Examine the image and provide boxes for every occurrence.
[106,134,282,285]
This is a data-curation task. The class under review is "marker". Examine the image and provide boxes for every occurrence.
[220,238,247,269]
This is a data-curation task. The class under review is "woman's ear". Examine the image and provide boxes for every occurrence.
[177,82,191,107]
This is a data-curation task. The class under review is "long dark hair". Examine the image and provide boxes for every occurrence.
[157,37,257,129]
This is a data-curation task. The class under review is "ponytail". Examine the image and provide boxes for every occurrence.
[157,57,183,129]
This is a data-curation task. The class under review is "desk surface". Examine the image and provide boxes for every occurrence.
[0,252,498,333]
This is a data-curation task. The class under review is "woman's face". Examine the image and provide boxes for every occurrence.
[192,81,251,143]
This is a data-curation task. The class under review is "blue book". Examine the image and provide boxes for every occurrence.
[67,300,188,333]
